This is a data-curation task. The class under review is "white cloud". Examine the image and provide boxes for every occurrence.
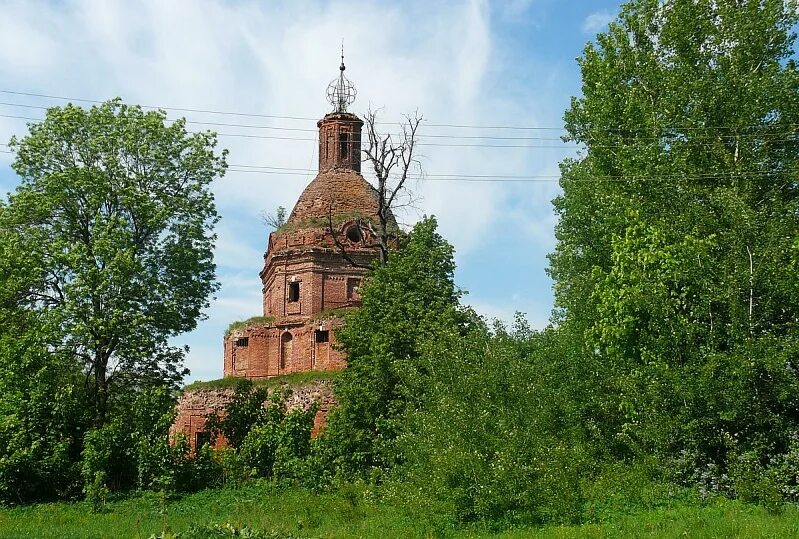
[468,298,550,330]
[0,0,565,381]
[582,10,614,34]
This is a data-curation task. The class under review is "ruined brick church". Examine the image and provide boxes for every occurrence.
[224,58,383,378]
[172,56,386,447]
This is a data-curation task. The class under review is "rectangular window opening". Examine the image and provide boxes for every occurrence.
[195,432,211,451]
[347,278,361,300]
[288,281,300,303]
[235,337,249,347]
[339,133,349,160]
[315,330,329,343]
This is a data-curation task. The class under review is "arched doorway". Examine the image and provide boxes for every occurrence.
[280,332,293,371]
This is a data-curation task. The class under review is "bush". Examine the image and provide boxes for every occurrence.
[82,418,136,493]
[238,400,317,482]
[392,323,590,526]
[85,471,110,513]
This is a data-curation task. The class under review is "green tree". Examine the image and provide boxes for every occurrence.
[321,217,473,476]
[204,380,271,449]
[2,100,227,425]
[396,321,588,526]
[0,204,89,503]
[550,0,799,490]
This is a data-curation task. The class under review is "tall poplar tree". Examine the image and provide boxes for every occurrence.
[549,0,799,485]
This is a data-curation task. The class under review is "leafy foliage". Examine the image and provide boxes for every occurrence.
[320,217,473,476]
[3,99,227,424]
[203,379,318,483]
[549,0,799,501]
[393,321,588,526]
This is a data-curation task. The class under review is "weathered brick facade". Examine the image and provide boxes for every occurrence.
[224,110,381,380]
[169,379,337,449]
[173,103,386,449]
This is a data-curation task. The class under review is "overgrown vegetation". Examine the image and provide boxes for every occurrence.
[184,371,337,392]
[225,316,276,337]
[0,1,798,536]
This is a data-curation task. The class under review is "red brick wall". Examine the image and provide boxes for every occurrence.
[171,380,337,450]
[317,112,363,173]
[224,317,347,379]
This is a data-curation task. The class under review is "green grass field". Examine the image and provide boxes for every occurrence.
[0,483,797,539]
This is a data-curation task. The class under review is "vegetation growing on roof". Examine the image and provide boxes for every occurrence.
[224,316,275,337]
[274,210,372,235]
[183,370,338,392]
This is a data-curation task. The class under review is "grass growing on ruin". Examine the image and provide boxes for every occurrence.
[183,371,338,392]
[0,483,798,539]
[224,316,276,337]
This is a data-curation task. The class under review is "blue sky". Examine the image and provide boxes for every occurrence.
[0,0,624,381]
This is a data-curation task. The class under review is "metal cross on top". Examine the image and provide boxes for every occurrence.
[326,41,357,113]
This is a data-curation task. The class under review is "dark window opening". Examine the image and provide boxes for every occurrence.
[339,132,349,160]
[195,432,211,451]
[346,225,362,243]
[288,281,300,302]
[315,330,330,343]
[235,337,249,347]
[347,278,361,300]
[280,332,293,369]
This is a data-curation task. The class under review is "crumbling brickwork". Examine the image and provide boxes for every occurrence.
[170,379,337,449]
[223,111,383,380]
[173,107,388,448]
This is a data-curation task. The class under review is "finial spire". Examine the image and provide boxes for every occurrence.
[327,42,356,113]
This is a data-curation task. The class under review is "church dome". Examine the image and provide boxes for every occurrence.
[287,169,383,226]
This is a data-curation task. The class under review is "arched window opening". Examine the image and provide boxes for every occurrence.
[280,332,293,370]
[346,225,362,243]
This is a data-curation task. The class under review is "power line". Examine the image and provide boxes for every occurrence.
[0,90,320,122]
[3,113,797,153]
[3,147,795,184]
[0,89,563,131]
[0,113,579,149]
[225,166,797,183]
[0,101,574,141]
[2,109,795,150]
[5,89,799,134]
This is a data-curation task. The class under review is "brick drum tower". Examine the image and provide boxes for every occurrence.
[223,55,385,379]
[171,56,388,449]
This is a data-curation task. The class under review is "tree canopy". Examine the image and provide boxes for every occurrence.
[1,99,228,425]
[550,0,799,491]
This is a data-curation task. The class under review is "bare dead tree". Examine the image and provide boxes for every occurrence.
[360,107,423,265]
[261,206,287,229]
[324,107,423,268]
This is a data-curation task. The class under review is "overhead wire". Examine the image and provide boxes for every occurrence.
[4,89,799,135]
[1,111,796,151]
[2,147,795,183]
[0,90,796,184]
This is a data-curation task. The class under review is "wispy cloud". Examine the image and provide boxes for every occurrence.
[582,10,614,34]
[0,0,570,381]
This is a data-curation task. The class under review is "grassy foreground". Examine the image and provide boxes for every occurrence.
[0,484,798,539]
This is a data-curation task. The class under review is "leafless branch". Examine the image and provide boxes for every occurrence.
[261,206,287,229]
[360,107,424,266]
[326,205,371,269]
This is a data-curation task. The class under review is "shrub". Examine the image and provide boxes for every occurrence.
[82,418,136,493]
